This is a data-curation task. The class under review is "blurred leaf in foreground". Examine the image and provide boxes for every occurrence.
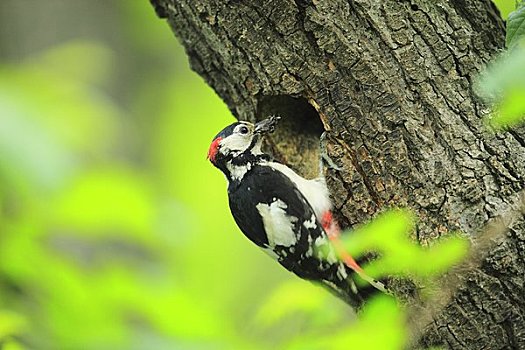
[476,44,525,128]
[493,0,518,19]
[506,1,525,49]
[286,296,404,350]
[255,279,347,329]
[0,310,26,341]
[337,210,468,283]
[477,1,525,130]
[274,209,464,350]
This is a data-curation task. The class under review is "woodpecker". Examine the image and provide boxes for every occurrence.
[207,116,385,308]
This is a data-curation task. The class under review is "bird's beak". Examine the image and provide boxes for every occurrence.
[254,116,280,135]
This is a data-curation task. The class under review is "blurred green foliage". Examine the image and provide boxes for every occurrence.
[493,0,518,19]
[0,1,515,349]
[286,296,405,350]
[339,210,467,286]
[506,1,525,48]
[477,2,525,128]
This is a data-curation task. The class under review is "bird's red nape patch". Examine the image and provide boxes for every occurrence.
[207,137,222,163]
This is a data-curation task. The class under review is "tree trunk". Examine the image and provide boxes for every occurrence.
[149,0,525,348]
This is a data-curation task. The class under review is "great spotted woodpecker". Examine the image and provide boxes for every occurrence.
[207,116,386,308]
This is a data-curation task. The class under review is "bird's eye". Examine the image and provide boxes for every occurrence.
[239,126,249,134]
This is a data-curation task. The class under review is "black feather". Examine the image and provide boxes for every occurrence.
[228,164,375,308]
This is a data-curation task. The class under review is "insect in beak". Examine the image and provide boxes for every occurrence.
[254,116,280,135]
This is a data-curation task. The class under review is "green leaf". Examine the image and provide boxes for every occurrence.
[2,340,26,350]
[491,88,525,127]
[507,4,525,49]
[255,280,333,327]
[337,209,468,279]
[0,310,26,340]
[493,0,519,20]
[476,48,525,100]
[286,296,405,350]
[476,45,525,128]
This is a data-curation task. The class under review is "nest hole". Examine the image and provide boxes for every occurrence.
[256,95,324,178]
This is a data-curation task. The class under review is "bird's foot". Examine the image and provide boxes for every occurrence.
[320,131,343,172]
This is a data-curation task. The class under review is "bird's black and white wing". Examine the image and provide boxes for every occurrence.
[228,164,372,307]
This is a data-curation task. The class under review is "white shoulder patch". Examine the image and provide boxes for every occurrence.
[256,199,298,247]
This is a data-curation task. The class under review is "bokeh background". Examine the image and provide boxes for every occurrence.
[0,1,352,349]
[0,1,515,349]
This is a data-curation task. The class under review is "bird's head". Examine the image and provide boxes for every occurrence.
[207,116,280,169]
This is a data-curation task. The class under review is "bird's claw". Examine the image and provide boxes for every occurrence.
[320,131,343,172]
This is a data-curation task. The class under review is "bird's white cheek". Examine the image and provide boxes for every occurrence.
[220,134,251,153]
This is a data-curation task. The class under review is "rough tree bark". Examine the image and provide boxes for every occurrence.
[149,0,525,348]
